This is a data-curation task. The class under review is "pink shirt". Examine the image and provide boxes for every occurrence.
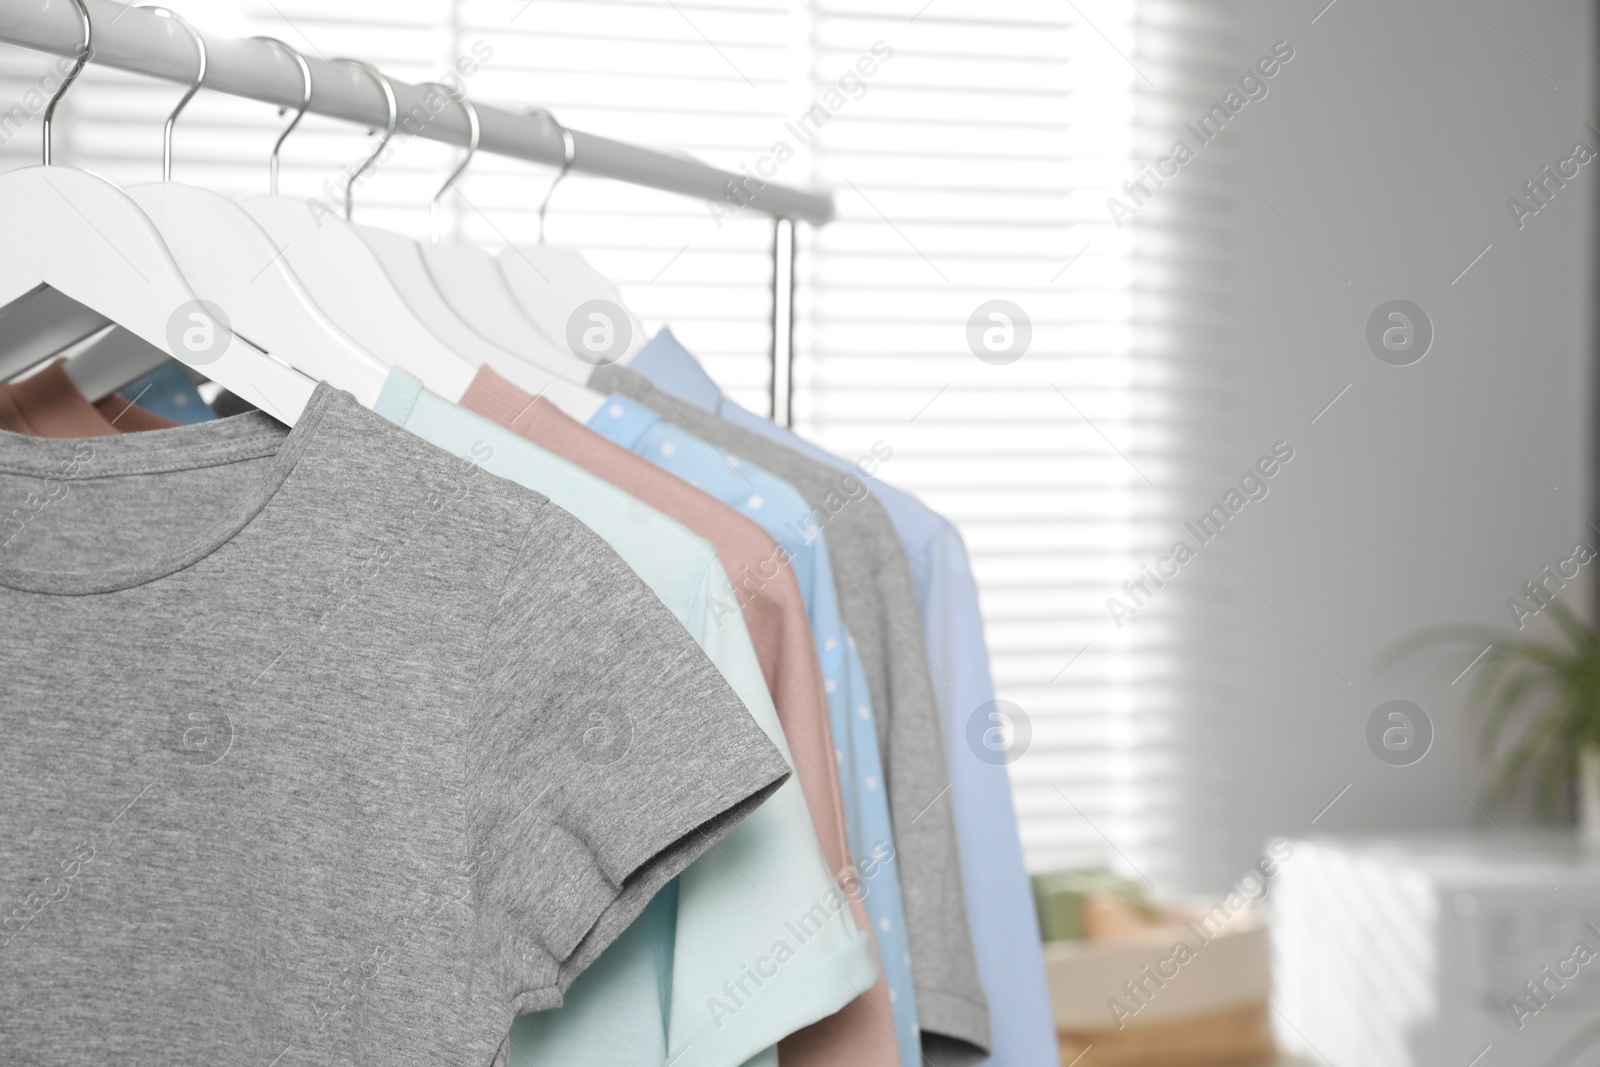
[461,366,897,1067]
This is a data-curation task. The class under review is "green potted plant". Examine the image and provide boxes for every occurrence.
[1387,600,1600,844]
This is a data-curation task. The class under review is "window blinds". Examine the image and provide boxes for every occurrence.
[0,0,1241,892]
[792,0,1241,892]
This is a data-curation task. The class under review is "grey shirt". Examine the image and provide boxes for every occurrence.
[591,365,990,1063]
[0,385,789,1067]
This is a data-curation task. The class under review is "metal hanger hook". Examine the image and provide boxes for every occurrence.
[41,0,92,166]
[331,58,397,222]
[523,107,575,245]
[417,81,479,245]
[250,36,311,196]
[136,6,205,182]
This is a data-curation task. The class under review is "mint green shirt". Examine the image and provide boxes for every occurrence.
[374,370,878,1067]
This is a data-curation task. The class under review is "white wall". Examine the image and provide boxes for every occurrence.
[1213,0,1595,879]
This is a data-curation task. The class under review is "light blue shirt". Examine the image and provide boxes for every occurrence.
[374,370,878,1067]
[631,330,1057,1067]
[589,393,923,1067]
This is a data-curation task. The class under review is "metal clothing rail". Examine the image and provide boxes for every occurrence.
[0,0,834,225]
[0,0,825,423]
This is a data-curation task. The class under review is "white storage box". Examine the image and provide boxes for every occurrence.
[1274,832,1600,1067]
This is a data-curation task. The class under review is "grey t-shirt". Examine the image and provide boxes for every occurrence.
[0,384,789,1067]
[590,365,990,1064]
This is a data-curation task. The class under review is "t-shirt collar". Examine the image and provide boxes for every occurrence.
[0,382,337,595]
[629,327,723,411]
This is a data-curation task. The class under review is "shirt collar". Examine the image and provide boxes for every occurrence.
[630,327,724,411]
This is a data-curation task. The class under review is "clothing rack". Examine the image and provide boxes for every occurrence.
[0,0,822,424]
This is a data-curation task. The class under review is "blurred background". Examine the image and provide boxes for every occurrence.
[4,0,1595,1063]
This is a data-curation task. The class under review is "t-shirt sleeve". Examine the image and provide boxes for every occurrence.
[468,503,792,1014]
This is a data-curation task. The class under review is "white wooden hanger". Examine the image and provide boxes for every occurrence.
[354,222,529,367]
[420,237,577,370]
[0,0,316,424]
[234,52,477,402]
[333,77,605,421]
[328,93,592,386]
[495,108,647,367]
[376,93,583,376]
[73,11,389,409]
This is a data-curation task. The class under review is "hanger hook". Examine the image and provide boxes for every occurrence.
[41,0,92,166]
[251,36,311,196]
[419,82,479,246]
[523,107,575,245]
[332,58,397,222]
[136,6,205,182]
